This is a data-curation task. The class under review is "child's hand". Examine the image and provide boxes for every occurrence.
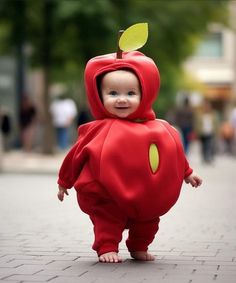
[184,173,202,188]
[57,185,69,202]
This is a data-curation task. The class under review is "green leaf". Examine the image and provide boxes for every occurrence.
[119,23,148,52]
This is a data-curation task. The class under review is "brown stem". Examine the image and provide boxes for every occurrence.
[116,29,124,59]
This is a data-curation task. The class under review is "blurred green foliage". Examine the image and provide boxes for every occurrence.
[0,0,230,116]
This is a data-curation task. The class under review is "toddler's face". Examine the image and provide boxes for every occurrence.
[101,70,141,118]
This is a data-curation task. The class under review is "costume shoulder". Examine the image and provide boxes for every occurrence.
[157,119,180,135]
[77,119,111,139]
[58,119,113,189]
[157,119,185,147]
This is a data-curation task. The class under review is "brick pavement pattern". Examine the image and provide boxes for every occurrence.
[0,148,236,282]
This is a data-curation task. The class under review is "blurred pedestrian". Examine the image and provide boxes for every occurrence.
[174,97,194,154]
[195,99,218,163]
[230,101,236,154]
[218,120,234,155]
[0,106,12,151]
[19,96,37,152]
[50,95,77,150]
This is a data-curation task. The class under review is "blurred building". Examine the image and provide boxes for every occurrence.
[183,1,236,116]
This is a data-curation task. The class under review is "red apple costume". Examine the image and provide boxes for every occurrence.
[58,51,193,256]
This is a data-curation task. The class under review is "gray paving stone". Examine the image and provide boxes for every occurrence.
[218,265,236,271]
[0,268,18,280]
[213,274,236,282]
[48,275,92,283]
[36,267,90,277]
[7,265,43,275]
[175,264,219,272]
[181,251,218,257]
[195,256,235,262]
[164,273,214,280]
[0,281,20,283]
[190,280,218,283]
[4,274,56,282]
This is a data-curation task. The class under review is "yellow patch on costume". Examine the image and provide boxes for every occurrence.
[149,143,159,174]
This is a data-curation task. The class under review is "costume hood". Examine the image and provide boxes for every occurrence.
[84,51,160,121]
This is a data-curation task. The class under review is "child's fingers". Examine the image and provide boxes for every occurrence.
[65,190,69,195]
[57,192,64,201]
[193,177,202,187]
[196,178,202,186]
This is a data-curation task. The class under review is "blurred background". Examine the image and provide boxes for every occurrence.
[0,0,236,166]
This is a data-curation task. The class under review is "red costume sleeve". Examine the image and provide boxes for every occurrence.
[57,142,81,189]
[57,122,95,189]
[184,158,193,178]
[57,120,112,189]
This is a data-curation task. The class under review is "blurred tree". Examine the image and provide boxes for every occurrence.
[41,0,55,154]
[0,0,231,152]
[127,0,230,116]
[0,0,26,123]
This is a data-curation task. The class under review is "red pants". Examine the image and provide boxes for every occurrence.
[77,184,160,256]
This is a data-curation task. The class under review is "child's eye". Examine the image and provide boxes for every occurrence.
[109,91,118,96]
[128,91,135,96]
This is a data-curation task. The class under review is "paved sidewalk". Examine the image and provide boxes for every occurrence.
[0,150,65,174]
[0,145,236,282]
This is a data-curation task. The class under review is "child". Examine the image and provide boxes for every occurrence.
[57,51,202,263]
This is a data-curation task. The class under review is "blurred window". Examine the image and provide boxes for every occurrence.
[195,32,223,58]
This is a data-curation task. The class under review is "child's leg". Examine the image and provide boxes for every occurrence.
[89,200,127,262]
[77,182,127,262]
[126,217,160,261]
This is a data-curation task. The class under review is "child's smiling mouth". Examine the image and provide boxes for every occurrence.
[115,106,129,109]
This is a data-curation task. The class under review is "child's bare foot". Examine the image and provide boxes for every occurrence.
[130,251,155,261]
[99,252,122,263]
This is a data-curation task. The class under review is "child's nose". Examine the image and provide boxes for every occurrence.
[117,96,127,103]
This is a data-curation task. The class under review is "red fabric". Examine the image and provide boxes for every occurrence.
[126,218,160,252]
[58,118,192,221]
[57,51,193,254]
[76,180,160,255]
